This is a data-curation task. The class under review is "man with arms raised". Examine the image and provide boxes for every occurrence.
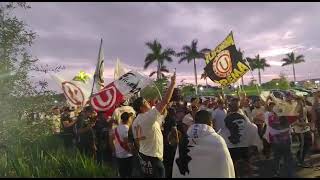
[132,72,176,178]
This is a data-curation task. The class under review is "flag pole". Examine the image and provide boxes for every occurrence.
[90,38,103,97]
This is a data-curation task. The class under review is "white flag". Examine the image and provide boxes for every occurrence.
[114,58,126,80]
[92,38,105,94]
[51,71,93,108]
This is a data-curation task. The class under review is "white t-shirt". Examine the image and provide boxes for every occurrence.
[114,124,133,158]
[132,108,164,159]
[212,108,227,133]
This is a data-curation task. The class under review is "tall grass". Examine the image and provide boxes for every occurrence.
[0,117,116,177]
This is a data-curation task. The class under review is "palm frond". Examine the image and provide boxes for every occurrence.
[294,59,305,64]
[176,52,187,57]
[191,39,198,50]
[182,45,191,52]
[282,61,291,67]
[178,56,189,64]
[144,54,156,69]
[149,71,157,77]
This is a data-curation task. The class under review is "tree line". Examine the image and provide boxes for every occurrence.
[143,39,306,90]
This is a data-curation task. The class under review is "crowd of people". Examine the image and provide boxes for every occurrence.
[48,73,320,178]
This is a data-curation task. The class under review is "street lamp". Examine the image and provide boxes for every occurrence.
[199,87,204,91]
[276,83,279,86]
[54,100,58,104]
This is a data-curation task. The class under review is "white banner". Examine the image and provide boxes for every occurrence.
[51,72,93,108]
[115,70,153,98]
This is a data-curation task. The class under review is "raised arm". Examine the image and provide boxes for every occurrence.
[155,72,176,114]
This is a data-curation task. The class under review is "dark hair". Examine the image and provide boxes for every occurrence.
[62,106,72,112]
[228,98,240,112]
[191,97,198,103]
[121,112,133,123]
[84,106,94,113]
[195,110,212,126]
[132,97,144,114]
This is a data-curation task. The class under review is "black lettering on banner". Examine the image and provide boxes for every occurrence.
[118,72,142,94]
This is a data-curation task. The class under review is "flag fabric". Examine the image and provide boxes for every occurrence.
[51,71,93,108]
[172,124,235,178]
[204,32,250,87]
[114,58,126,80]
[92,38,105,94]
[91,70,153,116]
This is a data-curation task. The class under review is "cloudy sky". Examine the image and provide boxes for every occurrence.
[13,2,320,92]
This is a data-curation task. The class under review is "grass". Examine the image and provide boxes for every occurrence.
[0,117,117,177]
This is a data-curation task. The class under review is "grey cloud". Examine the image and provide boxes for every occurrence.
[10,2,320,90]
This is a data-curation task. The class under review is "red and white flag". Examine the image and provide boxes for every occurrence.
[90,70,153,116]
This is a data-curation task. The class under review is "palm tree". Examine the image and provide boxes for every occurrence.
[281,52,305,82]
[201,71,208,87]
[177,39,210,95]
[144,40,175,80]
[247,54,270,85]
[149,65,169,78]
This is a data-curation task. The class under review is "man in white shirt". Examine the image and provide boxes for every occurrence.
[212,99,227,133]
[131,72,176,178]
[113,112,134,177]
[221,97,262,178]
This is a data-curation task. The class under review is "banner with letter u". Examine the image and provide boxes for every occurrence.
[91,70,152,115]
[204,32,250,87]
